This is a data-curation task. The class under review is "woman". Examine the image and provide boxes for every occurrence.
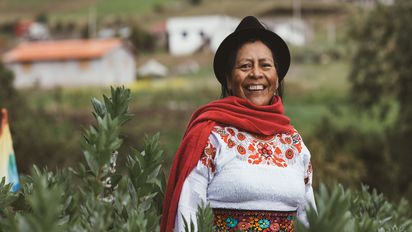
[161,16,316,232]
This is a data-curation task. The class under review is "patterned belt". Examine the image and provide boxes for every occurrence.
[213,208,296,232]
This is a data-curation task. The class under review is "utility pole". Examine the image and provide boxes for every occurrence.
[293,0,301,20]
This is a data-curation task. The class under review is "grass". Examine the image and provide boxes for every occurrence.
[0,0,177,22]
[56,0,176,20]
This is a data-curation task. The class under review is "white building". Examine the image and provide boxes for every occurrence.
[138,59,168,77]
[2,39,135,88]
[272,19,312,46]
[166,15,240,56]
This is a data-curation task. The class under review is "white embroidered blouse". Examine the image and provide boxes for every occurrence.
[175,125,316,231]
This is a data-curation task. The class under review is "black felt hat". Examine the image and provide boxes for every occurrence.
[213,16,290,86]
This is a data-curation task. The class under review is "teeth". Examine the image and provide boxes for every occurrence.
[247,85,264,90]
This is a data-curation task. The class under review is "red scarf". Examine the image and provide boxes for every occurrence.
[160,96,293,232]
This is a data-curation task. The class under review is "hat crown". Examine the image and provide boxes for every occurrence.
[235,16,265,31]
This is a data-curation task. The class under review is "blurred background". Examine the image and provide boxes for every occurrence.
[0,0,411,204]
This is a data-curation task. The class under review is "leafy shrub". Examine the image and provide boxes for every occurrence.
[296,184,412,232]
[0,87,166,231]
[183,184,411,232]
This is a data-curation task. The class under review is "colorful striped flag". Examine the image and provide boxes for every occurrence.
[0,108,20,192]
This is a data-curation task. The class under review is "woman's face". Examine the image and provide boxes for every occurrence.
[227,40,279,106]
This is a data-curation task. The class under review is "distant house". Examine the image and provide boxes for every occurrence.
[272,19,313,46]
[166,15,239,56]
[138,59,168,77]
[2,39,135,88]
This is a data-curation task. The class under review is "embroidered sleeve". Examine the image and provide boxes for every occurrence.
[174,133,219,232]
[200,137,218,175]
[296,137,317,227]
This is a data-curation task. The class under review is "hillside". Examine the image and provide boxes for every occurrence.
[0,0,349,24]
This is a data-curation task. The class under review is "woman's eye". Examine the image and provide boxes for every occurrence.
[239,64,252,70]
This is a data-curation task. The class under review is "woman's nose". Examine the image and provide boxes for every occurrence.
[250,66,263,78]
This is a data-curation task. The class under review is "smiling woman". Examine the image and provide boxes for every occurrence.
[161,16,316,232]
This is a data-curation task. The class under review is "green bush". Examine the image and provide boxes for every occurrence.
[296,184,412,232]
[0,87,166,231]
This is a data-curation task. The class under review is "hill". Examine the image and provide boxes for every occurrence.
[0,0,348,25]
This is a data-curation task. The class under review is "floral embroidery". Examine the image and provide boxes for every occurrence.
[200,139,217,173]
[237,145,246,155]
[237,133,246,141]
[270,223,280,231]
[258,219,270,229]
[226,217,238,228]
[292,133,302,153]
[215,215,226,228]
[213,208,296,232]
[212,126,303,168]
[252,134,274,141]
[237,219,250,230]
[285,149,294,159]
[227,128,235,136]
[227,139,235,148]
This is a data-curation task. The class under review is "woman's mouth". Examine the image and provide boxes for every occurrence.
[246,84,265,91]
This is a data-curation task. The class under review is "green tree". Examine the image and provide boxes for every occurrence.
[348,0,412,199]
[0,62,20,113]
[129,24,155,53]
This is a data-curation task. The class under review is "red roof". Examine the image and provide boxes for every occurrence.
[3,39,123,63]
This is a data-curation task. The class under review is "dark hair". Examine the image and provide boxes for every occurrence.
[220,38,284,99]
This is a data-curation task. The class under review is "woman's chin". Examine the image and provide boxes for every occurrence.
[246,97,271,106]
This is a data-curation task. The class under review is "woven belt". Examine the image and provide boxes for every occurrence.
[213,208,296,232]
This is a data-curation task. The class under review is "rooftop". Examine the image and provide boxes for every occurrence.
[3,38,123,63]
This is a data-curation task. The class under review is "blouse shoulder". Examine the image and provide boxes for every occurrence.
[290,128,302,143]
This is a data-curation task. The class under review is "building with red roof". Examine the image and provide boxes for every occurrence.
[2,39,135,88]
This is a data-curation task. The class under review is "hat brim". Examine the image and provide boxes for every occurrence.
[213,28,290,86]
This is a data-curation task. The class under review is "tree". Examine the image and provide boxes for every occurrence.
[348,0,412,200]
[129,24,155,53]
[0,62,19,112]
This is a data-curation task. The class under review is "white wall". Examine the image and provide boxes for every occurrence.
[8,47,135,88]
[167,15,239,56]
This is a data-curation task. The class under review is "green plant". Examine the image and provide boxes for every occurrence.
[295,184,412,232]
[183,202,214,232]
[185,184,411,232]
[0,86,166,231]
